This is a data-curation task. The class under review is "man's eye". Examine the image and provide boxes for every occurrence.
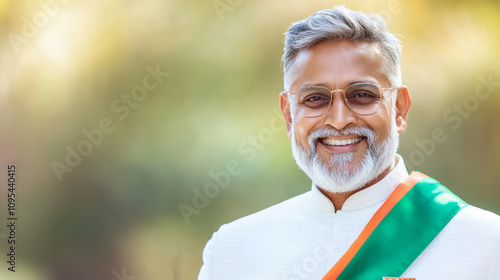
[304,94,329,102]
[301,93,330,109]
[350,91,376,98]
[347,90,379,105]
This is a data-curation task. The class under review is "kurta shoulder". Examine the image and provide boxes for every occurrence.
[200,190,336,279]
[200,190,332,279]
[428,205,500,253]
[403,205,500,278]
[452,205,500,232]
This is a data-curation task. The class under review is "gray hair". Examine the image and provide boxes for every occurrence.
[282,5,402,92]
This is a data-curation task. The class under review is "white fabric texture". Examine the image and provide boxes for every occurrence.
[198,156,500,280]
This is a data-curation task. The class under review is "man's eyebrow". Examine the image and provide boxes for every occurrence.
[347,79,379,85]
[300,82,329,88]
[300,79,379,88]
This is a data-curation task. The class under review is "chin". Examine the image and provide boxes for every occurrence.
[291,119,400,194]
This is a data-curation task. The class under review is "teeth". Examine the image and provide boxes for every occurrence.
[322,137,363,146]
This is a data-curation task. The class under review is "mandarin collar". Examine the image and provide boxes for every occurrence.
[312,154,409,214]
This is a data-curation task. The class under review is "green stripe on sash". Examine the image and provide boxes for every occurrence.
[337,177,468,279]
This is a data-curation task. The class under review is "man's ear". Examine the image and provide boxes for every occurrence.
[279,92,293,139]
[395,86,411,134]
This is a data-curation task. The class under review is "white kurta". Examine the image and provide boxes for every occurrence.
[199,156,500,280]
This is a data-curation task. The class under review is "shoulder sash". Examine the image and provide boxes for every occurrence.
[322,171,468,279]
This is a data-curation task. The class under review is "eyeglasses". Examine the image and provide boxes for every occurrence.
[288,83,397,117]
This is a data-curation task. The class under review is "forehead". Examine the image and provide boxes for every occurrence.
[290,40,389,90]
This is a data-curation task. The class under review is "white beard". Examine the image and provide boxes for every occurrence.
[291,118,399,194]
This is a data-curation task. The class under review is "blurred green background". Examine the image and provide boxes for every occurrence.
[0,0,499,279]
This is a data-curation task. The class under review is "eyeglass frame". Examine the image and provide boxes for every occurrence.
[287,82,398,117]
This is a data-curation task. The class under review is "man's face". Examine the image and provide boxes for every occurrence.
[280,40,410,193]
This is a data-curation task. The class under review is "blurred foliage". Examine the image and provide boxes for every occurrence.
[0,0,499,279]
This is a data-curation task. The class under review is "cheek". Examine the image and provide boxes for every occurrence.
[354,100,392,142]
[293,116,320,146]
[369,112,393,142]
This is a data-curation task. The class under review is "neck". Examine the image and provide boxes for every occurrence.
[319,162,396,212]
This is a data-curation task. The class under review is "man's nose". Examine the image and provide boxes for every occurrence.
[323,96,357,130]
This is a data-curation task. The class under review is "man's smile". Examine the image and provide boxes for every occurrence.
[320,136,364,146]
[317,136,367,153]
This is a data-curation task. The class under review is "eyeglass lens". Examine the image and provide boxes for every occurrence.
[296,83,382,117]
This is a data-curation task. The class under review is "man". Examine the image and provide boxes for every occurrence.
[199,6,500,279]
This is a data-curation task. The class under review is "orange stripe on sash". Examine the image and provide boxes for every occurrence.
[322,172,428,279]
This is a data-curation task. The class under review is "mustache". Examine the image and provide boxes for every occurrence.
[307,127,376,153]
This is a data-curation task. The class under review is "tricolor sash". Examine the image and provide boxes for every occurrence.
[322,172,468,280]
